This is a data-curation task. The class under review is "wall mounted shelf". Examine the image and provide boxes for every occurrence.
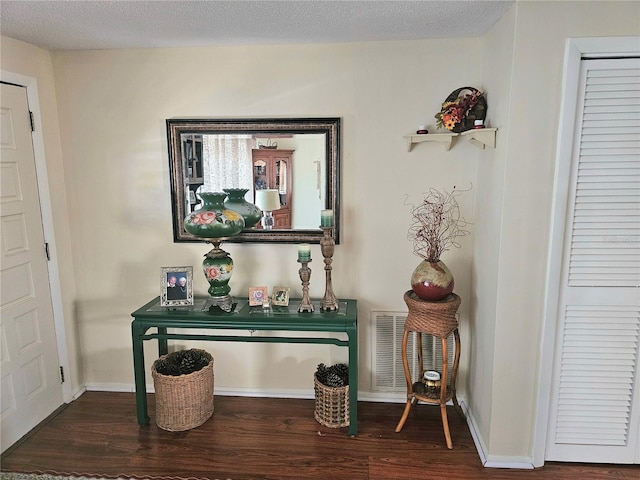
[404,128,497,152]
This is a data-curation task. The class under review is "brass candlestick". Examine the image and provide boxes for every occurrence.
[320,227,339,311]
[298,260,314,312]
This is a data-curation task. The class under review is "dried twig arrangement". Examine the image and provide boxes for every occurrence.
[408,186,471,263]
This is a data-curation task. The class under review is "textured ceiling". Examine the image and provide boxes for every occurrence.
[0,0,514,51]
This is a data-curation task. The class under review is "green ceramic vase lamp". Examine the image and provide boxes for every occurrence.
[184,191,247,311]
[223,188,263,228]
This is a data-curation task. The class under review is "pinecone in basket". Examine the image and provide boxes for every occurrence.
[315,363,328,385]
[153,358,181,376]
[332,363,349,386]
[325,372,344,388]
[158,349,210,376]
[195,355,210,371]
[315,362,349,387]
[178,350,199,374]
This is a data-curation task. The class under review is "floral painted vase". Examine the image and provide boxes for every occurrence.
[410,260,454,301]
[184,192,245,239]
[202,244,234,297]
[223,188,262,229]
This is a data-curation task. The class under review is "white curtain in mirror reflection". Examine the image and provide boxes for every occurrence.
[201,135,254,201]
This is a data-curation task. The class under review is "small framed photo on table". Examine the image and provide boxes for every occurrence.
[161,266,194,307]
[249,286,268,306]
[272,286,290,306]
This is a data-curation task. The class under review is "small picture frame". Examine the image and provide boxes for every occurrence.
[249,286,268,306]
[271,286,290,306]
[161,266,194,307]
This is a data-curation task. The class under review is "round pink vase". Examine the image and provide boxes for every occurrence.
[410,260,454,301]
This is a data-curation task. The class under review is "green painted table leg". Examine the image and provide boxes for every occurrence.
[132,321,150,426]
[347,323,358,436]
[158,327,168,356]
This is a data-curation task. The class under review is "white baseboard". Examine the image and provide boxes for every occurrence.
[84,383,136,393]
[84,384,411,401]
[460,399,489,464]
[83,384,437,403]
[71,385,87,401]
[83,382,315,398]
[358,391,408,403]
[483,458,535,469]
[460,400,534,470]
[212,386,314,399]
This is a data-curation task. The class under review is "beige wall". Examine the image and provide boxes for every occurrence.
[1,0,638,463]
[472,0,640,462]
[49,39,481,392]
[471,0,516,456]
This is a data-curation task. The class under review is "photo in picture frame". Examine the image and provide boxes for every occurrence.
[271,286,290,306]
[161,266,194,307]
[249,286,268,306]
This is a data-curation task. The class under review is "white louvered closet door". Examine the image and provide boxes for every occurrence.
[546,58,640,463]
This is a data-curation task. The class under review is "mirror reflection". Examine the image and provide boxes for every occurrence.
[167,118,341,244]
[183,134,325,229]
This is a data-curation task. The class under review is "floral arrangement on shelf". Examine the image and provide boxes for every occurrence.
[408,186,471,263]
[435,87,486,133]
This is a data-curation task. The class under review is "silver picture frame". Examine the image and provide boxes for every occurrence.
[161,266,194,307]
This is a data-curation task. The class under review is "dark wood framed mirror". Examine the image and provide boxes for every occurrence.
[167,117,340,244]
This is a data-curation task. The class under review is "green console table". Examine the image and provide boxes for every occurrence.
[131,296,358,436]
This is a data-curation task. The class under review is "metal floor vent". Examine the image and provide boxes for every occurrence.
[371,310,454,392]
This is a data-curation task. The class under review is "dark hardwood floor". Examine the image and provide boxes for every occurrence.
[1,392,637,479]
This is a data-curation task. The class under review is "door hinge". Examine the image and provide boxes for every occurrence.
[45,242,51,261]
[59,366,65,383]
[29,111,35,132]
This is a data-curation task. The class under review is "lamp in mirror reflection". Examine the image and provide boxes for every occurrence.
[255,189,281,230]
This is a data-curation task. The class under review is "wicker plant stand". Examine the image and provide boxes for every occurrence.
[314,374,350,428]
[151,351,214,431]
[395,291,463,449]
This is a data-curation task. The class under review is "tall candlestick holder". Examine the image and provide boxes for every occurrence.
[298,260,314,312]
[320,227,339,311]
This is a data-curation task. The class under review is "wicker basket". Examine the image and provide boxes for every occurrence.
[151,350,214,431]
[403,290,461,338]
[314,374,349,428]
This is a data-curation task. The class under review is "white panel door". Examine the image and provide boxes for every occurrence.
[546,58,640,463]
[0,82,63,453]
